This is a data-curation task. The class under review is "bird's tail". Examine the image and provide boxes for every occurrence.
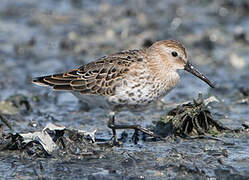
[32,70,78,90]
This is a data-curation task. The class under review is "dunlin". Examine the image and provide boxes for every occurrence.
[33,40,214,143]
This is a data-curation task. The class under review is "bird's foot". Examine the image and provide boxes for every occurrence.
[109,134,122,146]
[131,129,139,144]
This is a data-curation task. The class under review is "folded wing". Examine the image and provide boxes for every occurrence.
[32,53,139,96]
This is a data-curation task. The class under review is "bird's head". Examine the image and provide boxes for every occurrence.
[148,40,214,88]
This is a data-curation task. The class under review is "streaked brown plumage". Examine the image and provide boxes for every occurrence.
[33,49,144,96]
[33,40,214,144]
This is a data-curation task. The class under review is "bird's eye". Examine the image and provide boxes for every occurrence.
[171,51,178,57]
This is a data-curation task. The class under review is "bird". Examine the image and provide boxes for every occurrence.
[32,40,214,144]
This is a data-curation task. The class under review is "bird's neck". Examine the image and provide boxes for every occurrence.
[146,51,180,90]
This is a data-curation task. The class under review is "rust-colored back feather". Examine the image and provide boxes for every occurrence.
[32,49,145,96]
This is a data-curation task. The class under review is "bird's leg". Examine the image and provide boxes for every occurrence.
[107,112,119,144]
[107,111,163,143]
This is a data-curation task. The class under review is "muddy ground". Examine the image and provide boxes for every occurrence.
[0,0,249,179]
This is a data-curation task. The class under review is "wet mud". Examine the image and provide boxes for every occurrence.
[0,0,249,179]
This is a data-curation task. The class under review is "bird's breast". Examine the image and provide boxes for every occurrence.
[108,72,173,109]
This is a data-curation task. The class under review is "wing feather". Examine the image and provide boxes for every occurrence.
[32,49,145,96]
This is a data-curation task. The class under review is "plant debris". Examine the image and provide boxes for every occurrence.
[6,94,32,112]
[0,123,99,158]
[238,87,249,104]
[154,94,231,138]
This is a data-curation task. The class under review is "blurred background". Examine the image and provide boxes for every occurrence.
[0,0,249,179]
[0,0,249,96]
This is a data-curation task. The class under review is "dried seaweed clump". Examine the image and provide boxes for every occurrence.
[155,94,228,137]
[0,124,100,159]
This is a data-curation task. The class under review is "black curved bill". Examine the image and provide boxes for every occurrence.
[184,62,215,88]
